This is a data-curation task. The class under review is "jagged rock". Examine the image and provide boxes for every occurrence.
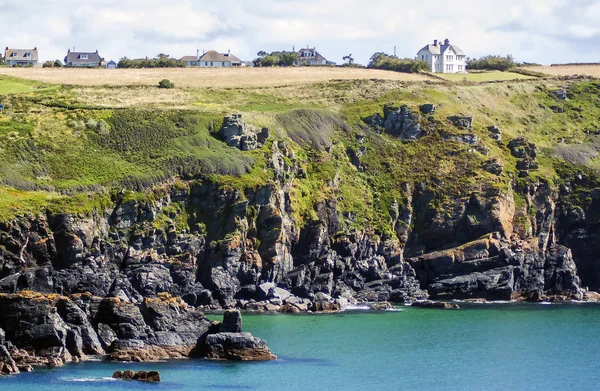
[448,116,473,130]
[0,345,19,374]
[368,302,394,311]
[190,311,275,361]
[516,158,539,171]
[488,126,502,134]
[483,158,504,175]
[219,114,269,151]
[411,301,460,309]
[219,309,242,333]
[364,104,425,140]
[508,138,537,159]
[551,89,568,100]
[442,133,478,145]
[488,126,502,141]
[419,104,437,114]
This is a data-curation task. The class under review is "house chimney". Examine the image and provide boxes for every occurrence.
[197,49,200,60]
[228,49,230,56]
[444,38,450,45]
[68,48,71,53]
[433,39,438,46]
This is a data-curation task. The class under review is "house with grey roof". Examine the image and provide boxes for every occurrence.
[64,49,102,67]
[4,47,39,67]
[416,39,466,73]
[181,50,242,67]
[293,47,333,66]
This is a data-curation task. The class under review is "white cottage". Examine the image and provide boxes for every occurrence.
[416,39,466,74]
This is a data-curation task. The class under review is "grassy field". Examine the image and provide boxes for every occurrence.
[436,71,535,82]
[0,67,436,88]
[0,75,54,94]
[524,65,600,78]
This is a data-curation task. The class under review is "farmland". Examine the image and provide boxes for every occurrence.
[0,67,436,88]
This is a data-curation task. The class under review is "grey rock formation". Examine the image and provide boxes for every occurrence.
[219,114,269,151]
[448,116,473,130]
[190,311,275,361]
[364,104,425,140]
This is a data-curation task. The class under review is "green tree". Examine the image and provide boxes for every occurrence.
[42,61,54,68]
[53,59,63,68]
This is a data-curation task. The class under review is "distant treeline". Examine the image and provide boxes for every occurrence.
[252,51,298,67]
[467,55,517,71]
[367,52,429,73]
[550,62,600,67]
[118,54,185,68]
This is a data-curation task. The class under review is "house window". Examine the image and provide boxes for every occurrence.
[80,54,88,60]
[446,64,454,71]
[222,62,225,66]
[446,55,453,61]
[458,65,463,71]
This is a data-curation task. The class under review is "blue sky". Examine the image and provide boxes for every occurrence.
[1,0,599,65]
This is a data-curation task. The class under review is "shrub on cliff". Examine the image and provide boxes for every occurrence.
[158,79,175,89]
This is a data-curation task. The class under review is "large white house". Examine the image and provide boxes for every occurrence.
[416,39,466,74]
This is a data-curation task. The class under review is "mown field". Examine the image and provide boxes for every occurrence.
[0,67,436,88]
[525,65,600,78]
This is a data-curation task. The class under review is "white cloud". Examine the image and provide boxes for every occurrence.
[1,0,599,65]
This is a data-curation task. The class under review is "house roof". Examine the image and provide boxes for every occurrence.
[197,50,241,63]
[180,56,199,62]
[297,47,326,62]
[418,41,465,56]
[4,48,38,62]
[65,50,102,64]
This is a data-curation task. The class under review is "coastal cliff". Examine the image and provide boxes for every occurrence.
[1,76,600,366]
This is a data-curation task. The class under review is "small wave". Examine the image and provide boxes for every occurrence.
[62,377,117,382]
[539,301,553,305]
[384,308,403,312]
[342,305,371,311]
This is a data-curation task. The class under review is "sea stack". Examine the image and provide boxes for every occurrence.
[189,309,276,361]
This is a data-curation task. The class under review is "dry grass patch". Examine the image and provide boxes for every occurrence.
[72,85,192,108]
[0,67,436,88]
[525,65,600,78]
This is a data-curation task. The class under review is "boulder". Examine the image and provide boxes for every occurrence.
[190,311,276,361]
[191,332,276,361]
[448,116,473,130]
[419,104,437,114]
[219,309,242,333]
[483,158,504,175]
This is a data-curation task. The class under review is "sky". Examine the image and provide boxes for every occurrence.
[1,0,599,65]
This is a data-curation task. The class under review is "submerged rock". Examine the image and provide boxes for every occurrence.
[411,301,460,309]
[113,369,161,382]
[190,310,276,361]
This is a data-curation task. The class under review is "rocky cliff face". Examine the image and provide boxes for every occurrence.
[0,139,594,310]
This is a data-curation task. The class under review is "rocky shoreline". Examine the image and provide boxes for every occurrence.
[1,288,596,376]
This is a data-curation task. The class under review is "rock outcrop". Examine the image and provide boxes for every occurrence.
[190,310,276,361]
[113,370,161,382]
[364,104,426,140]
[219,114,269,151]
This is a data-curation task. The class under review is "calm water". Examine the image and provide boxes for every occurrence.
[2,303,600,391]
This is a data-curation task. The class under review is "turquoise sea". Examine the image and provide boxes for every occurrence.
[1,303,600,391]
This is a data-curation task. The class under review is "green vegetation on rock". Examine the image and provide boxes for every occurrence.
[0,73,599,241]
